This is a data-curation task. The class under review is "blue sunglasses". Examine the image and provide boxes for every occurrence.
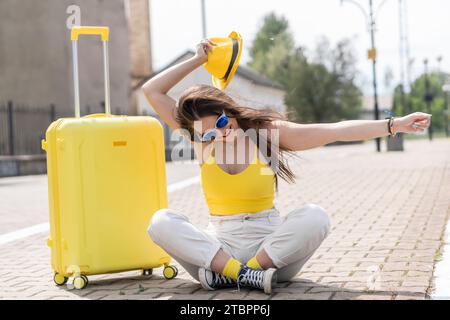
[198,110,229,142]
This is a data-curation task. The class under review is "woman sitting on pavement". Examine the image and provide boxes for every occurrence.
[142,36,432,294]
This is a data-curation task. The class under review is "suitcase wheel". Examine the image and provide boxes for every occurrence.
[73,275,88,290]
[163,265,178,280]
[141,269,153,276]
[53,273,68,286]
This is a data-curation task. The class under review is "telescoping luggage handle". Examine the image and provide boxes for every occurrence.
[70,26,111,118]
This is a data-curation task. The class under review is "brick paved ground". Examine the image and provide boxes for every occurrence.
[0,137,449,300]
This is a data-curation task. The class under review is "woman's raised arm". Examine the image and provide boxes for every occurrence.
[142,39,216,130]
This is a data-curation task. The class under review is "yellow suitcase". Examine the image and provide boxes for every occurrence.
[41,27,176,289]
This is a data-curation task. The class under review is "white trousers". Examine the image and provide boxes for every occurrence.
[148,204,331,282]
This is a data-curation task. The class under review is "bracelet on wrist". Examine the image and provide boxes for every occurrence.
[385,116,395,136]
[391,117,397,136]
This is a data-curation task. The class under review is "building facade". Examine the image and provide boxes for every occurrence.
[0,0,132,117]
[0,0,152,175]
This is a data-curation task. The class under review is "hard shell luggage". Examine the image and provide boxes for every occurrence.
[41,26,176,289]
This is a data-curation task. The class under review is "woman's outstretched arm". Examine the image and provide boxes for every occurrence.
[273,112,432,152]
[142,39,215,129]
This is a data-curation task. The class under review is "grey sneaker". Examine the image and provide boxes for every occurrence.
[237,265,277,294]
[198,267,237,291]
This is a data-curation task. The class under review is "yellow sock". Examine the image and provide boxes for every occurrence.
[222,258,242,280]
[246,256,262,270]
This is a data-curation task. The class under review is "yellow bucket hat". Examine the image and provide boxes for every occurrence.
[203,31,243,90]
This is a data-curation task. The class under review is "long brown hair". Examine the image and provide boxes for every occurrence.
[175,84,297,185]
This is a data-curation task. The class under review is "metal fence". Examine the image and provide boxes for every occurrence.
[0,102,184,160]
[0,101,57,156]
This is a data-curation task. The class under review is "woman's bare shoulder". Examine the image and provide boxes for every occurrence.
[267,119,290,129]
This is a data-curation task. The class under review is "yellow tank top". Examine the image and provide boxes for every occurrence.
[200,140,275,216]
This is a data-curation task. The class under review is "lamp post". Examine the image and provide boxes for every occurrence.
[368,0,381,152]
[443,84,450,138]
[340,0,388,152]
[201,0,207,38]
[423,59,433,141]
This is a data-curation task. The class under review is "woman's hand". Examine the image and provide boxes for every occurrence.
[194,39,216,64]
[393,112,432,134]
[142,39,216,130]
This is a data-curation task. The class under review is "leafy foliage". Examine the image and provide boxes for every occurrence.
[392,72,449,131]
[248,12,362,123]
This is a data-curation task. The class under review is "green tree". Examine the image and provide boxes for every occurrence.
[393,72,448,132]
[248,12,294,84]
[248,13,362,123]
[392,84,408,116]
[284,40,362,123]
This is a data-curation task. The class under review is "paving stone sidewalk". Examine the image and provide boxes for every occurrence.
[0,138,449,300]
